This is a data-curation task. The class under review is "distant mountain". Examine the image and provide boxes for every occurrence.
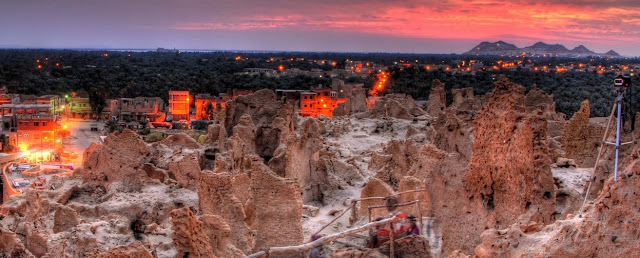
[524,42,569,52]
[605,50,620,56]
[570,45,594,54]
[463,41,621,58]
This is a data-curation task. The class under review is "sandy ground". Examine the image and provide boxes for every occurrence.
[551,167,591,194]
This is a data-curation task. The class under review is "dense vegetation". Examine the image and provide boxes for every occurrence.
[0,49,637,119]
[388,66,639,119]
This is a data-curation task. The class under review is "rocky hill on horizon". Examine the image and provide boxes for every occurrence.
[464,40,622,58]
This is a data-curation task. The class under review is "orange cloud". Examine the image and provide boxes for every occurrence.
[170,0,640,51]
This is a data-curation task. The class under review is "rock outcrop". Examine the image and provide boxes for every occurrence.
[82,129,151,189]
[370,141,446,189]
[397,176,430,216]
[333,88,368,117]
[198,171,253,253]
[53,205,80,233]
[170,206,216,258]
[467,76,556,227]
[427,86,479,161]
[359,178,395,219]
[159,133,200,150]
[224,89,297,163]
[426,80,446,117]
[200,215,245,258]
[369,94,420,120]
[249,161,304,254]
[0,228,34,258]
[474,148,640,257]
[402,76,561,255]
[270,118,324,203]
[562,100,606,167]
[167,152,202,190]
[524,85,563,120]
[88,241,153,258]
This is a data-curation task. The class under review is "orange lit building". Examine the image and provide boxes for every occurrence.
[298,86,347,118]
[9,114,56,152]
[168,90,190,121]
[195,90,252,120]
[0,95,14,107]
[195,94,223,120]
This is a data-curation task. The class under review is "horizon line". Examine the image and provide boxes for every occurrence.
[0,47,635,58]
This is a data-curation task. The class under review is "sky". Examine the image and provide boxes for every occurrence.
[1,0,639,56]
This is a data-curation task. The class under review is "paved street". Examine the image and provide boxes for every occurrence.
[61,119,105,168]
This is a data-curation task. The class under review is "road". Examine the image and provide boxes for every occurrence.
[62,119,105,168]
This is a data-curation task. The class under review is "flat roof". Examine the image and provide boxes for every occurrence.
[275,89,307,93]
[1,104,52,108]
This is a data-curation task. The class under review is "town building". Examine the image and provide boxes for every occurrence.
[157,48,180,53]
[331,78,363,99]
[298,85,347,118]
[195,94,223,120]
[275,89,307,102]
[111,97,165,122]
[67,97,92,119]
[34,95,61,115]
[0,104,53,131]
[0,94,19,107]
[241,68,277,77]
[168,90,190,122]
[9,114,56,152]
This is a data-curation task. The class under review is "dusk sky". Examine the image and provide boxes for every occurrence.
[2,0,639,56]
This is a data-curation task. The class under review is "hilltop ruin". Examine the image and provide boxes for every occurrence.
[0,76,638,257]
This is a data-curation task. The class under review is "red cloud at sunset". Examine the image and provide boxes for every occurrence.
[2,0,639,54]
[171,0,640,52]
